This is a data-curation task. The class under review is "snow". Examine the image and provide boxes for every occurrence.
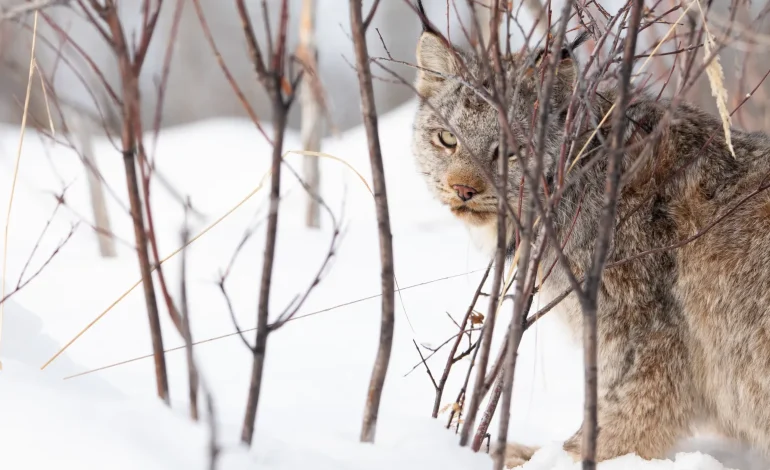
[0,101,763,469]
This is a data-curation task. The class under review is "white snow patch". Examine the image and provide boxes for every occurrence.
[0,100,763,469]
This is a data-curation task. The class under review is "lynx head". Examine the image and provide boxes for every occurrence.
[410,18,588,248]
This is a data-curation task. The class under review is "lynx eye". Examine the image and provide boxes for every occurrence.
[492,143,523,162]
[437,130,457,148]
[510,143,526,161]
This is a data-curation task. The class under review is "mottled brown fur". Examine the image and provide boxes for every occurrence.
[411,28,770,468]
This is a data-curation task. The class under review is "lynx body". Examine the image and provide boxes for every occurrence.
[411,27,770,468]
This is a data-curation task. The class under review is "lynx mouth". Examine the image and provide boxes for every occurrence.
[450,205,496,226]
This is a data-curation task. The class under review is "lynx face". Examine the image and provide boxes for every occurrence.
[410,31,582,235]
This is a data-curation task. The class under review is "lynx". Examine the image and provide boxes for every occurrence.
[410,9,770,470]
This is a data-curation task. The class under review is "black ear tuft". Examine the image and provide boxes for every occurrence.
[415,0,441,35]
[569,30,592,53]
[535,30,592,64]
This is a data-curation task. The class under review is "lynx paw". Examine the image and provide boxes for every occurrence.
[500,442,538,469]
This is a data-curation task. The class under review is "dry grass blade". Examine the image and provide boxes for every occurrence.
[287,150,373,194]
[40,170,273,371]
[0,0,64,21]
[34,59,55,138]
[40,149,372,371]
[568,0,698,174]
[697,1,735,158]
[61,267,488,381]
[0,11,40,371]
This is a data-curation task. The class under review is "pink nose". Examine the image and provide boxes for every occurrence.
[452,184,478,202]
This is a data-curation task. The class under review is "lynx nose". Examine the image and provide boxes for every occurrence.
[452,184,478,202]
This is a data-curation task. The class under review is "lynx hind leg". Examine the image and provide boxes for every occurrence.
[500,442,538,468]
[564,330,693,462]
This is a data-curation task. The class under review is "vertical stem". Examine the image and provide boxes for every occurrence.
[72,110,116,258]
[473,371,504,451]
[299,0,321,228]
[475,0,492,50]
[241,98,286,445]
[123,148,169,403]
[580,1,645,468]
[350,0,395,444]
[81,0,168,404]
[432,261,493,418]
[458,168,506,447]
[459,0,508,445]
[106,3,170,404]
[493,213,534,468]
[180,212,199,421]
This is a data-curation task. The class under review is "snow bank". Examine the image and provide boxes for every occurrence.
[0,100,762,469]
[521,446,734,470]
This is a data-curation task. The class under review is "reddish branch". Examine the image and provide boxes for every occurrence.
[151,0,185,163]
[234,0,303,447]
[457,0,512,446]
[86,0,171,404]
[432,261,493,418]
[349,0,395,444]
[0,220,78,308]
[180,203,199,422]
[190,0,271,144]
[579,0,645,467]
[475,371,504,451]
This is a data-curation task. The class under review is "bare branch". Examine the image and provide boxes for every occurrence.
[579,0,646,467]
[432,261,493,418]
[363,0,381,29]
[350,0,395,444]
[191,0,271,143]
[1,223,79,308]
[241,0,299,447]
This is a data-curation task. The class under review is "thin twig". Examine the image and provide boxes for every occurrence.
[180,202,199,422]
[432,261,493,418]
[63,269,489,381]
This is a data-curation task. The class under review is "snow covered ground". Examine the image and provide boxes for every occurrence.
[0,101,765,469]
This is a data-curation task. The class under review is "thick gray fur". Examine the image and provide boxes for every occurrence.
[411,28,770,468]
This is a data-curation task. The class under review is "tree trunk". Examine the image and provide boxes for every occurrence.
[69,108,116,258]
[472,0,492,50]
[299,0,322,228]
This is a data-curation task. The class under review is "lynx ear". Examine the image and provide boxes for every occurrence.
[415,31,459,98]
[533,31,590,81]
[532,31,590,105]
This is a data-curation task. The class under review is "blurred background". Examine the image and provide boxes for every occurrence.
[0,3,769,469]
[0,0,487,136]
[0,0,767,137]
